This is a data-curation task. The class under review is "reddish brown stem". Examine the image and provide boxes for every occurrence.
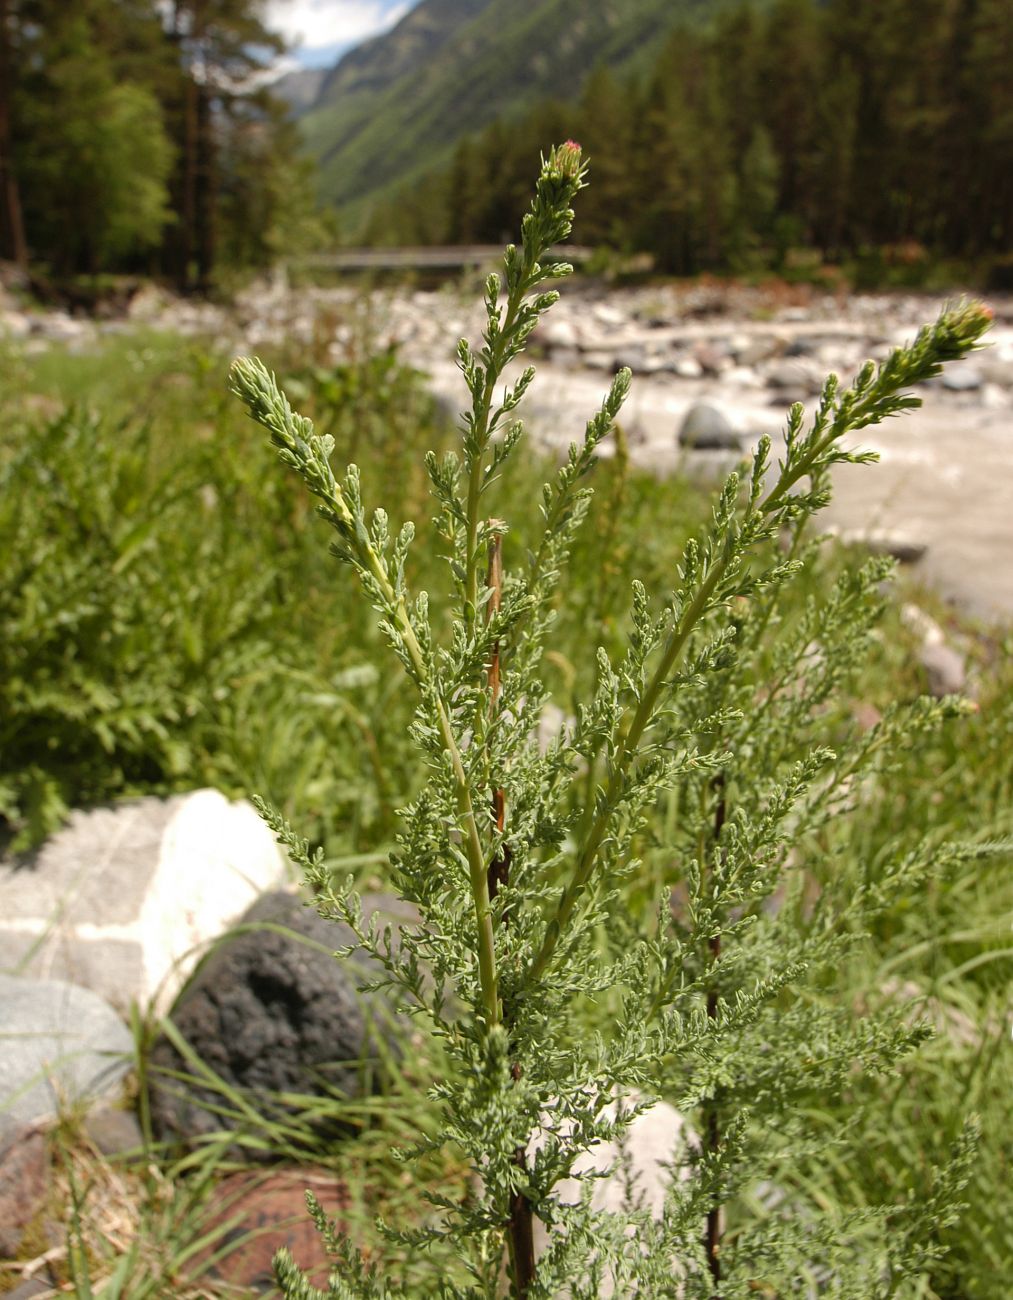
[485,528,535,1293]
[486,530,513,905]
[508,1181,537,1296]
[705,774,726,1296]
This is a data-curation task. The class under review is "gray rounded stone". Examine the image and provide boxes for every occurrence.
[678,402,742,451]
[149,891,403,1145]
[765,358,824,394]
[941,365,983,392]
[0,975,133,1136]
[920,641,967,697]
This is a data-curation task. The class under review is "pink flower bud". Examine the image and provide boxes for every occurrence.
[553,140,583,178]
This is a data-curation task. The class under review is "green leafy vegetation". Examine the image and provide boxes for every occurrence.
[0,329,426,854]
[2,313,1010,1299]
[228,147,1010,1296]
[0,321,700,860]
[2,164,1011,1300]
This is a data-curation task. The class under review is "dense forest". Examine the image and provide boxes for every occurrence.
[0,0,321,291]
[372,0,1013,279]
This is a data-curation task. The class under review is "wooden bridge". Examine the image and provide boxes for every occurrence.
[289,244,593,273]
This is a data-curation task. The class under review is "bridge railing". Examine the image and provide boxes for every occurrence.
[287,244,594,273]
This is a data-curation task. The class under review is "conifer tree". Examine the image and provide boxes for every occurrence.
[13,2,174,273]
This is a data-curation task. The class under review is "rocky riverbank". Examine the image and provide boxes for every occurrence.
[4,276,1012,618]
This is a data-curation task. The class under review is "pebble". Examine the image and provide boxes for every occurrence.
[900,605,968,698]
[83,1104,145,1158]
[941,365,983,391]
[612,347,649,374]
[32,312,90,344]
[736,337,781,367]
[920,641,968,697]
[9,280,1012,622]
[592,303,626,329]
[722,364,765,388]
[693,342,731,375]
[765,359,824,394]
[678,402,742,451]
[672,355,703,379]
[843,531,928,564]
[536,318,580,351]
[1,310,30,338]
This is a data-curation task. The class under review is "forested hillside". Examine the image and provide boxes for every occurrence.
[4,0,1010,289]
[369,0,1013,278]
[299,0,743,219]
[0,0,318,290]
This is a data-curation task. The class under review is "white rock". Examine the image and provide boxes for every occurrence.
[900,605,967,696]
[0,310,30,339]
[920,641,967,697]
[538,317,581,351]
[515,1096,688,1297]
[126,283,171,323]
[546,1097,686,1220]
[0,790,288,1014]
[900,602,945,647]
[581,350,618,372]
[941,365,982,392]
[33,312,87,343]
[592,303,627,330]
[673,356,703,379]
[536,702,570,753]
[840,530,928,564]
[722,365,766,388]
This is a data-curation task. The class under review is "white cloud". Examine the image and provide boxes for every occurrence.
[266,0,411,58]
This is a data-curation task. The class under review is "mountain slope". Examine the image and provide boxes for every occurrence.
[274,67,328,114]
[299,0,728,220]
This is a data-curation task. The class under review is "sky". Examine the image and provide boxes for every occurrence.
[265,0,418,71]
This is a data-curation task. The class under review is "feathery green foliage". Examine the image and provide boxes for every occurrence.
[230,147,998,1297]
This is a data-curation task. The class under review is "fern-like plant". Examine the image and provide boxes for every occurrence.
[230,144,997,1298]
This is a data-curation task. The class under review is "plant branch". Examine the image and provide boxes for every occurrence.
[528,301,992,985]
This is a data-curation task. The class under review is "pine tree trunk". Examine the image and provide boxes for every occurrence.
[0,0,28,268]
[194,80,215,293]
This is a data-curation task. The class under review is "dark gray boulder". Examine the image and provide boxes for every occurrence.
[678,402,742,451]
[149,891,405,1145]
